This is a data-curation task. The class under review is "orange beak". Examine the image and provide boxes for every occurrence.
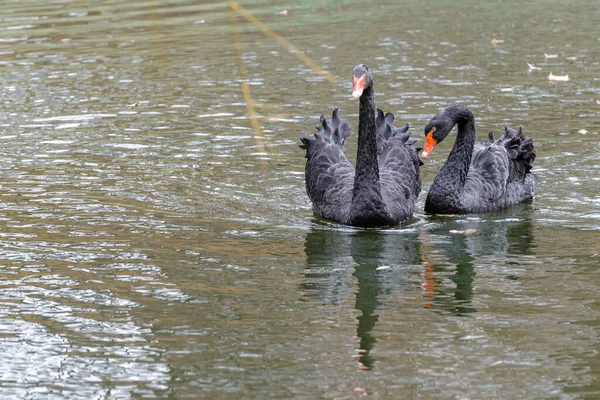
[352,73,366,98]
[421,130,437,159]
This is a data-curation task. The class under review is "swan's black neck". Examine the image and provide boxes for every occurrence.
[354,85,379,187]
[444,105,475,181]
[350,84,388,226]
[427,105,475,212]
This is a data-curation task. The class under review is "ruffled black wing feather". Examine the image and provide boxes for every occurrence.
[375,109,422,220]
[299,109,354,222]
[465,125,537,209]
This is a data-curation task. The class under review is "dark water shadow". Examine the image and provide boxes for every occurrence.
[422,205,536,315]
[302,225,422,370]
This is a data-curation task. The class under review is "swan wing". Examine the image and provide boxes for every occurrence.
[498,126,536,183]
[380,145,421,215]
[463,127,537,211]
[300,109,354,221]
[377,114,422,221]
[463,141,510,205]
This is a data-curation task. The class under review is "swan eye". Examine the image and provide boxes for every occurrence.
[431,127,436,133]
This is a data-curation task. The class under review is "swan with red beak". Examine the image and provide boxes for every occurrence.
[352,67,367,98]
[298,63,422,227]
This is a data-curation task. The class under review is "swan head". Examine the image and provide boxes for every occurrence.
[352,64,372,98]
[421,110,454,159]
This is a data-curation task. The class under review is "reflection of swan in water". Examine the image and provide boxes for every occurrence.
[422,234,477,315]
[422,205,535,315]
[301,206,535,369]
[302,227,422,370]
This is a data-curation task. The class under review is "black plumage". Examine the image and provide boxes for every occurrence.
[299,64,421,227]
[422,105,537,214]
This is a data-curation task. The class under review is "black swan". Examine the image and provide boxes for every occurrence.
[299,64,422,227]
[421,104,537,214]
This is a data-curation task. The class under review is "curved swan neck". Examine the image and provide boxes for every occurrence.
[441,105,476,186]
[426,106,476,213]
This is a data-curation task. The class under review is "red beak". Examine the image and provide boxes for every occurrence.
[421,130,437,159]
[352,73,366,98]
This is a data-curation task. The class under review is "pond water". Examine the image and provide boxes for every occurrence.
[1,0,600,398]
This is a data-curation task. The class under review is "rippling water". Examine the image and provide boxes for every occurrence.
[1,0,600,398]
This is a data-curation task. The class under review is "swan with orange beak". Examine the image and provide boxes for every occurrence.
[421,127,437,159]
[420,104,537,214]
[421,106,457,160]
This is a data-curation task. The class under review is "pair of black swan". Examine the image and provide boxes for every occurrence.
[300,64,537,227]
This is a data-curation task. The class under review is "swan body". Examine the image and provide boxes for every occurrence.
[299,64,421,227]
[422,105,537,214]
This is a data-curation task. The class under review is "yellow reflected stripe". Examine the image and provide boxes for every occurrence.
[229,11,281,162]
[229,2,338,84]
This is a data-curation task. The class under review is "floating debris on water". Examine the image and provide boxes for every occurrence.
[492,36,504,45]
[565,56,578,61]
[527,62,542,71]
[578,129,588,134]
[449,229,477,235]
[548,72,569,81]
[544,53,559,59]
[500,87,514,92]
